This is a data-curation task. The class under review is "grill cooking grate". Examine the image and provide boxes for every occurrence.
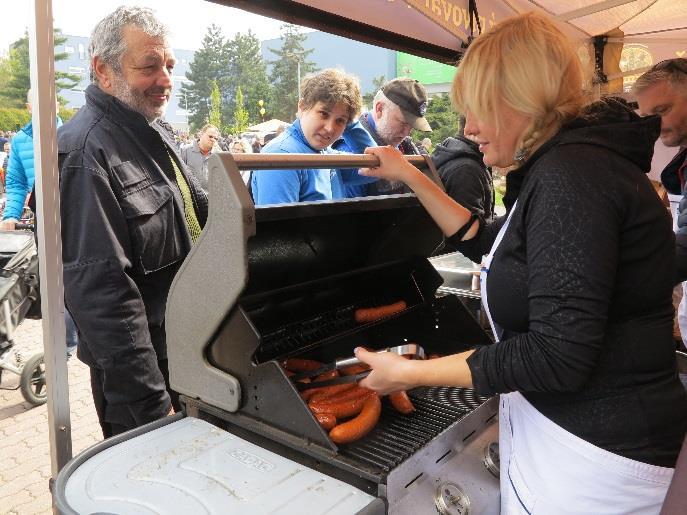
[255,296,410,362]
[339,387,490,472]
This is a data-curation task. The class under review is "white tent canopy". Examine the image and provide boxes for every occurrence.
[245,119,288,134]
[218,0,687,84]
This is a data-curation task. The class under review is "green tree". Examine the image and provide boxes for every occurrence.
[208,81,222,128]
[224,31,271,125]
[232,86,250,134]
[363,75,387,109]
[267,24,317,121]
[0,29,80,109]
[411,93,460,147]
[181,24,231,131]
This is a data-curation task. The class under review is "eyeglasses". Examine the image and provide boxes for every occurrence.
[650,58,687,74]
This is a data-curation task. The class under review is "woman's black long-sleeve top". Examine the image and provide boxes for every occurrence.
[455,100,687,467]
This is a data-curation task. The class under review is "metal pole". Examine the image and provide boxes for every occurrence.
[29,0,73,480]
[297,59,301,99]
[230,153,429,170]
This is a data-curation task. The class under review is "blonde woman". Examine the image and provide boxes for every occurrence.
[356,12,686,513]
[230,137,253,186]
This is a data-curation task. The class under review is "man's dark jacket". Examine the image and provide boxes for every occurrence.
[431,136,493,254]
[340,112,420,197]
[58,84,208,429]
[432,136,494,217]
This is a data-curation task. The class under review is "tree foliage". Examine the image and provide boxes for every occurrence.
[224,31,271,125]
[411,93,460,147]
[208,81,222,128]
[267,24,317,122]
[180,24,231,131]
[362,75,387,110]
[182,26,272,132]
[0,108,31,132]
[232,86,250,135]
[0,29,80,109]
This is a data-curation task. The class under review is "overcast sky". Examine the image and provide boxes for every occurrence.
[2,0,290,54]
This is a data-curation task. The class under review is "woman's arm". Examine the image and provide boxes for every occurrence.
[355,347,475,395]
[362,146,480,240]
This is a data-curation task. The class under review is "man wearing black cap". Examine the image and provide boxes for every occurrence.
[336,77,432,196]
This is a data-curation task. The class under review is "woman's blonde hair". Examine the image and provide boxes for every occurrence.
[452,12,586,155]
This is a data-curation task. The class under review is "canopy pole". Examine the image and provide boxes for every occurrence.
[29,0,73,486]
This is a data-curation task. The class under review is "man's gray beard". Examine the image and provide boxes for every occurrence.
[111,73,166,123]
[377,111,404,147]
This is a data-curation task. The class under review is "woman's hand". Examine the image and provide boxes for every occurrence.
[360,146,420,185]
[355,347,418,395]
[357,348,476,393]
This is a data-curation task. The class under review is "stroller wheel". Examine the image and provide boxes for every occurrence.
[20,352,47,406]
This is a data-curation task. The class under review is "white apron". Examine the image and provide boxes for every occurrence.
[479,202,674,514]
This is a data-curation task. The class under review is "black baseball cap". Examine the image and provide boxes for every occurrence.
[382,78,432,132]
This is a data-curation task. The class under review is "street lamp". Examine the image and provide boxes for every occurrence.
[284,52,302,99]
[258,99,266,122]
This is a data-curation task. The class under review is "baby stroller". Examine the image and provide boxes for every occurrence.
[0,227,46,406]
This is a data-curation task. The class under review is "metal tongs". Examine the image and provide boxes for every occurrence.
[292,344,425,391]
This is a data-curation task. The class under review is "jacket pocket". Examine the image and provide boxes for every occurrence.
[112,160,152,192]
[119,183,184,274]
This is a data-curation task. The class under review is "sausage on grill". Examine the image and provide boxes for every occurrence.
[303,382,356,402]
[329,395,382,444]
[309,387,376,418]
[315,413,337,430]
[389,391,415,415]
[283,358,324,372]
[354,300,407,323]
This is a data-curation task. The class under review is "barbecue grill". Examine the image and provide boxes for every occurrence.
[164,153,501,514]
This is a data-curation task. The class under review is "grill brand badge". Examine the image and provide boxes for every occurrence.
[229,448,275,472]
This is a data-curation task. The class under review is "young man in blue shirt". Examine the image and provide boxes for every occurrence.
[251,68,376,204]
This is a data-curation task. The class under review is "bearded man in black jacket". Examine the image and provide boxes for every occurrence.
[58,6,207,437]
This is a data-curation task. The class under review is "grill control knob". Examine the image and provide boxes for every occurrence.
[435,481,470,515]
[483,441,500,478]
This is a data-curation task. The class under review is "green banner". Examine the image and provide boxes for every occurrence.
[397,52,457,84]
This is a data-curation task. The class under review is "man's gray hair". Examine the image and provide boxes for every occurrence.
[89,6,169,83]
[633,58,687,95]
[372,89,402,115]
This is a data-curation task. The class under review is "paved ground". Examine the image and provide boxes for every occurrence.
[0,319,102,515]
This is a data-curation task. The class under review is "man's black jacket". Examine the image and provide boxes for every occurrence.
[58,84,207,430]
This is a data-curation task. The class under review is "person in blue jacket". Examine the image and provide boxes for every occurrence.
[1,90,76,357]
[1,90,63,228]
[251,68,377,204]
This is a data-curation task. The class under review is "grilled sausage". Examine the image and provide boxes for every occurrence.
[309,388,376,418]
[309,385,374,404]
[329,395,382,444]
[302,382,356,402]
[283,358,323,373]
[354,300,407,323]
[389,391,415,415]
[315,413,337,430]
